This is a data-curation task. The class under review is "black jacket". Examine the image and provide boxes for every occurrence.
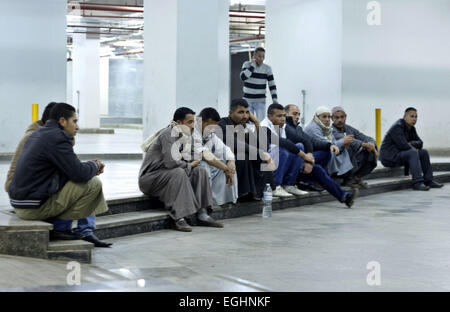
[8,120,98,209]
[379,118,423,166]
[260,122,303,154]
[285,116,331,152]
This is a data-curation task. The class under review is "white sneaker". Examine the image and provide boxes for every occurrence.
[272,186,295,198]
[284,185,309,196]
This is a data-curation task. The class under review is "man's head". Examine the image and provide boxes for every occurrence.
[285,104,300,126]
[229,98,250,125]
[198,107,221,136]
[41,102,58,124]
[173,107,196,133]
[254,47,265,66]
[331,106,347,128]
[49,103,78,137]
[267,103,286,127]
[403,107,417,127]
[315,106,332,127]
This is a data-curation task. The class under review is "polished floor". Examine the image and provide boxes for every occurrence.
[0,185,449,292]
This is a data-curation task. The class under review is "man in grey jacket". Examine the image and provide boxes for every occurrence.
[331,106,378,188]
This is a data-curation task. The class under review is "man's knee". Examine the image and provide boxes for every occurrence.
[88,176,102,192]
[418,148,429,158]
[191,165,209,178]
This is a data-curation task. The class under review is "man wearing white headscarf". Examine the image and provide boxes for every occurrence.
[304,106,353,179]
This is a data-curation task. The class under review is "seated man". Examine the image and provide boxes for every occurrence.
[262,104,358,208]
[305,106,354,181]
[5,102,109,247]
[218,99,275,200]
[331,106,378,188]
[139,107,223,232]
[195,107,238,206]
[379,107,443,190]
[260,103,308,197]
[8,103,111,246]
[285,104,335,170]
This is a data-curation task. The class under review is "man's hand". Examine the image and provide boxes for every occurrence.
[190,160,201,168]
[225,171,234,186]
[362,142,379,157]
[248,112,260,128]
[343,134,354,147]
[227,160,236,175]
[94,159,105,175]
[303,152,315,165]
[330,145,340,155]
[302,162,313,175]
[261,152,276,171]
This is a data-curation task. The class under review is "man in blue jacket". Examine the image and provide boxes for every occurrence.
[8,103,111,246]
[379,107,443,191]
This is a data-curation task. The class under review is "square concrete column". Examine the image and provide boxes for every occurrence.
[265,0,343,123]
[0,0,66,153]
[143,0,230,139]
[72,33,101,129]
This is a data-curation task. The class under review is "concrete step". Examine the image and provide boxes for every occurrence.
[47,240,94,264]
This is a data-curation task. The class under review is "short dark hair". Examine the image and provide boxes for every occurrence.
[230,98,249,111]
[405,107,417,114]
[268,103,285,115]
[173,107,195,122]
[284,104,297,114]
[198,107,221,123]
[255,47,265,54]
[49,103,76,121]
[41,102,58,124]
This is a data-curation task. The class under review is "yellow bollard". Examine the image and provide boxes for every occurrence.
[32,104,39,122]
[375,108,381,148]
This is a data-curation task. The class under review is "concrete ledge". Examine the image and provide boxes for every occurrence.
[77,128,115,134]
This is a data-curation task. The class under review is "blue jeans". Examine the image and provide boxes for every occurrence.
[270,143,305,187]
[52,215,96,237]
[313,150,331,169]
[248,101,266,121]
[299,165,348,202]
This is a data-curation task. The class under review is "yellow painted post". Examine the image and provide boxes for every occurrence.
[375,108,381,148]
[32,104,39,122]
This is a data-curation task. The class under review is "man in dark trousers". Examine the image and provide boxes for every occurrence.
[331,106,378,188]
[263,103,358,208]
[218,98,275,200]
[379,107,443,190]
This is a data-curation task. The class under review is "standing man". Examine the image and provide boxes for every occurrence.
[331,106,378,188]
[240,47,278,121]
[8,103,111,247]
[379,107,443,190]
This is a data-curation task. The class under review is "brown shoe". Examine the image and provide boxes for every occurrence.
[174,218,192,232]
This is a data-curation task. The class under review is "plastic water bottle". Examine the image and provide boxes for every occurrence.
[262,183,273,218]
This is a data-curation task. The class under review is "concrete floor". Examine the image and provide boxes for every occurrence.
[0,185,449,292]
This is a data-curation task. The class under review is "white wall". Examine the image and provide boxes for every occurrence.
[143,0,229,139]
[99,57,109,116]
[342,0,450,148]
[266,0,343,124]
[0,0,66,153]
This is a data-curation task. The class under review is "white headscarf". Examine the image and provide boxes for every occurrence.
[313,106,333,142]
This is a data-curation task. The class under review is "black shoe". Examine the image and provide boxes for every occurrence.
[81,234,113,248]
[197,216,224,228]
[174,218,192,232]
[412,183,430,191]
[344,188,359,208]
[425,181,443,188]
[49,230,81,241]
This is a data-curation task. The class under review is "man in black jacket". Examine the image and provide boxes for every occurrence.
[379,107,443,190]
[8,103,111,246]
[262,103,358,207]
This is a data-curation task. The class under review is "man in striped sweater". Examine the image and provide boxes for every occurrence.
[240,47,278,121]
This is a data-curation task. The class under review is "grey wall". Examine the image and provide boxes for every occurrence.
[108,58,143,118]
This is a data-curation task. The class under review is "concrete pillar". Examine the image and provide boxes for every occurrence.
[0,0,66,153]
[265,0,343,123]
[72,33,101,129]
[99,57,109,116]
[143,0,229,139]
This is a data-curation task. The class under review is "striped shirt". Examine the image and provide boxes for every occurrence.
[240,61,277,103]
